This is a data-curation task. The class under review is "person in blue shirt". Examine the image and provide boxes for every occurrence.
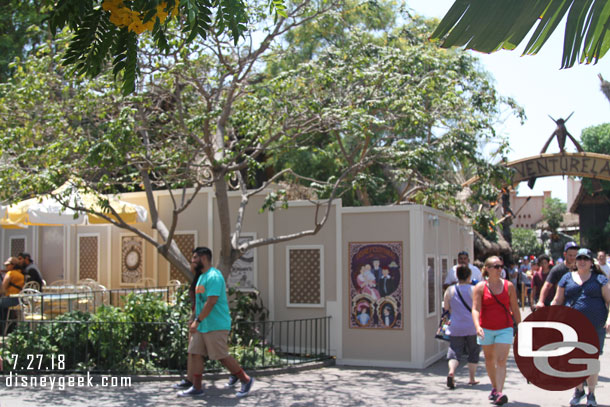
[177,247,254,398]
[551,248,610,407]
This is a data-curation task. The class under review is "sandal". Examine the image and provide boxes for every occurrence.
[468,380,480,386]
[447,375,455,389]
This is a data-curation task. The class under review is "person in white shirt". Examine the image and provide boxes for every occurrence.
[443,251,482,289]
[596,250,610,278]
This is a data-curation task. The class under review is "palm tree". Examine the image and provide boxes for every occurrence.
[431,0,610,68]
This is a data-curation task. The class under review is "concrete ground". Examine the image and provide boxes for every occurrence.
[1,335,609,407]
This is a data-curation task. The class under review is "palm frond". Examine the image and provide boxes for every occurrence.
[430,0,610,68]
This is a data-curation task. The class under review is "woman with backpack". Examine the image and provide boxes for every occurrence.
[443,265,480,389]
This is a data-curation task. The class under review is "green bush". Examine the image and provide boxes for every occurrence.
[1,286,278,374]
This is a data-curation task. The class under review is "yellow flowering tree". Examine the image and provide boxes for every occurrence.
[46,0,286,94]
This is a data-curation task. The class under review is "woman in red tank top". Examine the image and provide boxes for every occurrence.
[472,256,521,406]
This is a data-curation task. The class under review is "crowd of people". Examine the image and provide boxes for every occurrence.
[442,244,610,407]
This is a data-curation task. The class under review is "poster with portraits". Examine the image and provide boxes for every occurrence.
[349,242,403,329]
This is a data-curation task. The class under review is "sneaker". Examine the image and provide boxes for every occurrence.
[493,393,508,405]
[177,386,205,397]
[236,377,254,398]
[488,388,498,401]
[587,393,597,407]
[172,379,193,389]
[225,375,239,388]
[570,388,586,406]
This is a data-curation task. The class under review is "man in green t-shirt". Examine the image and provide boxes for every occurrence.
[178,247,254,397]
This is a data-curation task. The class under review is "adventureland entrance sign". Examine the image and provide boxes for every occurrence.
[509,152,610,184]
[463,152,610,187]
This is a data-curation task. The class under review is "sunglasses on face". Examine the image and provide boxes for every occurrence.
[576,256,590,261]
[488,264,503,269]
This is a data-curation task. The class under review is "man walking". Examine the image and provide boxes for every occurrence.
[597,250,610,278]
[530,254,551,310]
[178,247,254,398]
[535,242,579,309]
[443,251,482,290]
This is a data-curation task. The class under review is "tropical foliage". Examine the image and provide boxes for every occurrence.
[0,0,521,275]
[0,0,48,82]
[431,0,610,68]
[261,2,523,227]
[542,197,567,234]
[41,0,286,94]
[511,227,543,258]
[580,123,610,250]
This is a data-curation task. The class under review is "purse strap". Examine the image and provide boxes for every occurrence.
[455,285,472,312]
[486,280,515,326]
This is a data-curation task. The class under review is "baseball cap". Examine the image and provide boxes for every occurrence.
[563,241,579,252]
[575,248,593,260]
[3,256,18,266]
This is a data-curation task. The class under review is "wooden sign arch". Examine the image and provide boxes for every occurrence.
[463,152,610,187]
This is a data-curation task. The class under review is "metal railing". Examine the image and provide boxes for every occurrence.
[8,286,178,321]
[0,316,332,375]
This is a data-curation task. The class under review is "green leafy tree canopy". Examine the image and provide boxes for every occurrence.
[511,227,543,258]
[41,0,285,94]
[542,197,567,234]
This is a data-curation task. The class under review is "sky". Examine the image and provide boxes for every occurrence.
[408,0,610,203]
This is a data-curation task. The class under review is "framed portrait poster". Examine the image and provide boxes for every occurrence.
[349,242,402,329]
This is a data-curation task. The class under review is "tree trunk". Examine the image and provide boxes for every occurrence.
[213,170,239,278]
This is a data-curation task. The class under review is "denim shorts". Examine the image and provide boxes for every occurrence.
[477,327,514,346]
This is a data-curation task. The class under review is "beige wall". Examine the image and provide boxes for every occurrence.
[156,191,209,286]
[341,209,411,364]
[272,203,337,321]
[39,226,64,283]
[421,210,471,363]
[2,188,475,369]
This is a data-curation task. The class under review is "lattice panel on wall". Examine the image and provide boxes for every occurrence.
[289,248,321,305]
[169,233,195,283]
[79,236,98,281]
[10,238,25,257]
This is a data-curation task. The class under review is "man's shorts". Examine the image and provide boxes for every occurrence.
[188,330,230,360]
[477,327,514,346]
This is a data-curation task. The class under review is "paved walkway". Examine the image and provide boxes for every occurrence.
[2,336,609,407]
